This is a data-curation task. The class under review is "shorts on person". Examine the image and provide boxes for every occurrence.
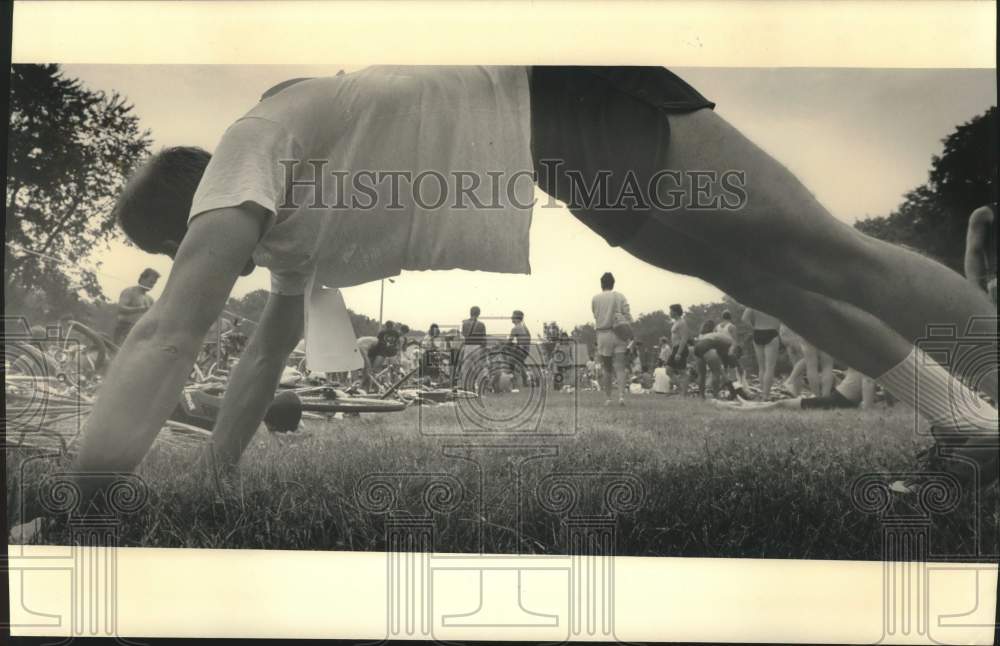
[596,329,627,357]
[666,344,690,371]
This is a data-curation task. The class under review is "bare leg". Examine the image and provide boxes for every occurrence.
[613,351,628,402]
[787,357,806,396]
[619,217,916,392]
[599,354,614,401]
[820,351,835,397]
[649,109,997,400]
[752,342,767,399]
[762,337,780,400]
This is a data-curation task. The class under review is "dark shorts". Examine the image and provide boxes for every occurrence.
[693,336,732,360]
[752,329,779,346]
[113,319,136,346]
[666,345,690,371]
[530,67,715,247]
[800,390,859,410]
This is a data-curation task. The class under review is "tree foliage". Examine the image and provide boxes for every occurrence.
[5,64,152,310]
[855,107,998,271]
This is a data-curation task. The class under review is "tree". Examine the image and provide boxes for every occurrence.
[5,64,152,311]
[855,107,998,271]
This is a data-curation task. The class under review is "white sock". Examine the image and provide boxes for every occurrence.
[878,348,998,434]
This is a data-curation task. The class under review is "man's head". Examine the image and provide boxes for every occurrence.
[701,320,716,334]
[116,147,211,258]
[669,304,684,319]
[722,310,732,322]
[511,309,524,323]
[137,268,160,291]
[470,306,481,318]
[600,272,615,290]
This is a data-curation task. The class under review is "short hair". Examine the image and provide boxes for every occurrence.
[600,272,615,290]
[115,147,212,254]
[701,320,716,334]
[139,268,160,283]
[470,306,481,317]
[512,310,524,320]
[722,310,732,321]
[429,323,440,335]
[669,304,683,316]
[399,324,410,334]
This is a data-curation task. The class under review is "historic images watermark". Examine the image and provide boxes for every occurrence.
[277,159,748,213]
[349,316,647,643]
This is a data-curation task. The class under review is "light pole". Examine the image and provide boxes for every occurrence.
[378,278,395,325]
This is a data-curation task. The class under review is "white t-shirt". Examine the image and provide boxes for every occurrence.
[189,66,534,295]
[653,367,671,393]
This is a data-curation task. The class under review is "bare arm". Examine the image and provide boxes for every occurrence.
[72,206,265,480]
[964,206,993,290]
[210,291,303,466]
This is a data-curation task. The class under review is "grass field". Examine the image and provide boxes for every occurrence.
[7,390,999,560]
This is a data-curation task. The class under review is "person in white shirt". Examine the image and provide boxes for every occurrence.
[591,272,631,406]
[652,361,672,394]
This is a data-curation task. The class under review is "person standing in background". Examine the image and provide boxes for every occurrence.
[667,304,691,396]
[743,307,782,401]
[113,268,160,346]
[507,310,532,390]
[965,205,997,304]
[459,306,487,391]
[591,272,631,406]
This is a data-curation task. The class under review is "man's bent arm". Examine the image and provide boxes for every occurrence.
[71,206,265,483]
[210,291,304,467]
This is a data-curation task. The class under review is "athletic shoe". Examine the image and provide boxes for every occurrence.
[895,428,999,493]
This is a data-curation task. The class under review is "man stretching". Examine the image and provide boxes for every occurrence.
[51,66,995,509]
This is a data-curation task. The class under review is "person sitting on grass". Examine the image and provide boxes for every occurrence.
[717,367,876,412]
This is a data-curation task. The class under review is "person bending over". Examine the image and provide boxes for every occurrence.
[692,320,747,400]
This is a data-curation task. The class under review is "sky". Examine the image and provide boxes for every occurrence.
[61,65,996,337]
